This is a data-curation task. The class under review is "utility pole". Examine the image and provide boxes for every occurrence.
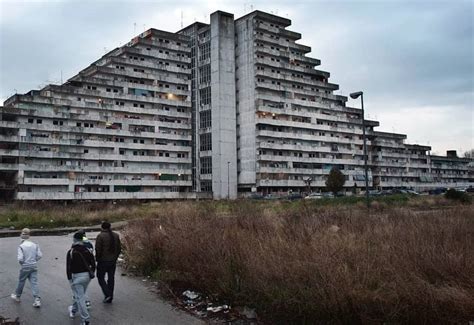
[350,91,370,208]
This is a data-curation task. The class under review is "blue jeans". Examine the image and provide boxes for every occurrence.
[15,266,39,298]
[70,272,91,322]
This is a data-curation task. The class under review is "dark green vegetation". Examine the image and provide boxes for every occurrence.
[445,188,472,203]
[325,167,346,195]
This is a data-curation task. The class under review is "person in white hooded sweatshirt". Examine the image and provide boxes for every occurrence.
[11,228,43,308]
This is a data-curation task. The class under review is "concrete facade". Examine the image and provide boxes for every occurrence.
[0,29,198,200]
[1,10,472,201]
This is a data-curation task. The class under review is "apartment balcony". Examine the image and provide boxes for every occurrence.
[0,149,19,157]
[114,58,191,77]
[0,134,19,143]
[258,166,368,176]
[256,116,364,136]
[255,22,283,35]
[432,165,470,171]
[18,137,190,152]
[257,154,364,166]
[255,56,328,78]
[9,149,191,164]
[0,120,19,129]
[255,80,336,101]
[21,177,191,187]
[0,163,18,171]
[256,104,362,125]
[13,124,191,141]
[256,129,369,146]
[22,178,70,186]
[374,171,427,178]
[22,164,190,175]
[256,93,342,112]
[255,69,337,90]
[138,39,190,53]
[257,179,311,187]
[372,160,410,168]
[16,191,197,201]
[257,141,363,156]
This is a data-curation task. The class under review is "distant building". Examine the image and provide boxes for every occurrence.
[0,10,472,201]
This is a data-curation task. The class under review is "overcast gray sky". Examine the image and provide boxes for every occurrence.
[0,0,472,155]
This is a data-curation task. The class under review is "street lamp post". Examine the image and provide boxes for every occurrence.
[227,161,230,200]
[350,91,370,208]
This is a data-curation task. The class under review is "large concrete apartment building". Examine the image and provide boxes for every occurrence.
[0,10,472,201]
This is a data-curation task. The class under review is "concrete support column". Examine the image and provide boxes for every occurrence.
[210,11,237,199]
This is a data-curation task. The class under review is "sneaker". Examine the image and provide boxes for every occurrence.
[103,296,112,303]
[32,297,41,308]
[80,321,90,325]
[10,294,20,302]
[86,300,91,309]
[68,305,76,318]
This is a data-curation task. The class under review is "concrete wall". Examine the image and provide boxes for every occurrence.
[235,15,257,189]
[210,11,238,199]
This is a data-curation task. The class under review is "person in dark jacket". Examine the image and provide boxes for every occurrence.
[95,221,121,303]
[67,232,95,325]
[75,229,93,308]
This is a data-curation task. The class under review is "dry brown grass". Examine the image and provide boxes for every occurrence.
[123,201,474,324]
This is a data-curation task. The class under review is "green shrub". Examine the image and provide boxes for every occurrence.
[445,189,471,203]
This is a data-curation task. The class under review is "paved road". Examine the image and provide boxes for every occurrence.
[0,233,203,325]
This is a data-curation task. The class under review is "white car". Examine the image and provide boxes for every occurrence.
[304,193,324,200]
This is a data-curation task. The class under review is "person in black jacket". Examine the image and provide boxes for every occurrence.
[95,221,121,303]
[67,232,95,325]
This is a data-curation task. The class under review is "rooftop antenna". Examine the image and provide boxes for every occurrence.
[104,47,107,54]
[250,4,254,11]
[134,22,136,35]
[181,10,183,29]
[143,24,147,32]
[60,70,63,84]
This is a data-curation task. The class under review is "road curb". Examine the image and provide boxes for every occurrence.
[0,221,127,238]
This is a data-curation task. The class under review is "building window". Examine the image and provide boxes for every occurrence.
[199,132,212,151]
[199,110,211,129]
[200,156,212,174]
[199,65,211,84]
[201,180,212,192]
[199,87,211,105]
[198,42,210,62]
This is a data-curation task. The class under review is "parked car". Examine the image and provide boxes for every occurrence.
[428,187,447,195]
[321,192,335,198]
[305,193,324,200]
[286,193,303,201]
[405,189,420,195]
[263,194,280,200]
[248,193,264,200]
[368,190,382,197]
[466,187,474,193]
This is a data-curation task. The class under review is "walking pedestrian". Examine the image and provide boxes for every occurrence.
[75,229,93,309]
[67,232,96,325]
[11,228,42,308]
[95,221,121,303]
